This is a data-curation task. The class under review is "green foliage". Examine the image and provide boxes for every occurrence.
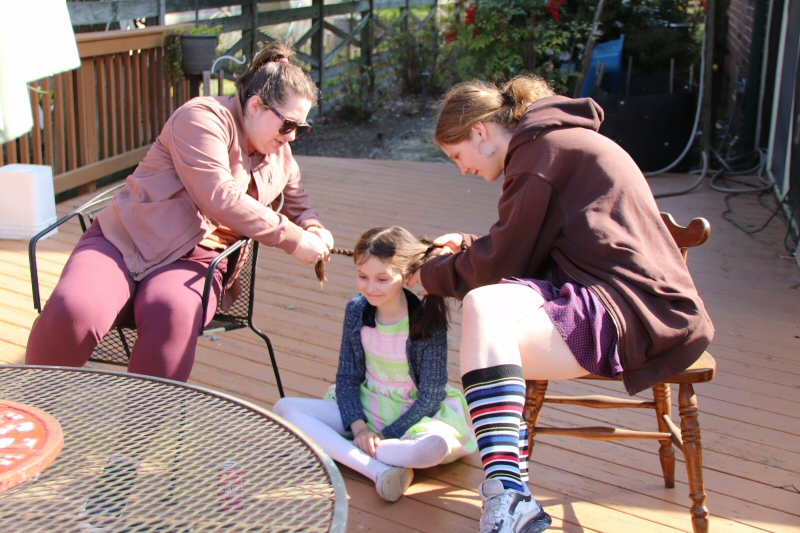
[447,0,531,81]
[440,0,703,94]
[385,15,450,96]
[330,66,386,124]
[442,0,593,93]
[600,0,704,75]
[163,24,222,82]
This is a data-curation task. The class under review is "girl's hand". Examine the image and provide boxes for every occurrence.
[353,428,381,457]
[292,231,329,265]
[307,226,334,250]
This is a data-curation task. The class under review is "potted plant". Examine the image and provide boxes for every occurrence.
[163,24,222,82]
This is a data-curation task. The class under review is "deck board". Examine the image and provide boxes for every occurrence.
[1,156,799,532]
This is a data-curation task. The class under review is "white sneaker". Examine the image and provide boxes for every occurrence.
[375,466,414,502]
[479,479,552,533]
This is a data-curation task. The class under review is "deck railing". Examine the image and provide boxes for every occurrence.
[1,27,193,195]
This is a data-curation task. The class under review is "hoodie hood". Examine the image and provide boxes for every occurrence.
[508,95,604,157]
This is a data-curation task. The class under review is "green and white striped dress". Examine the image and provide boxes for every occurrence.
[327,316,477,463]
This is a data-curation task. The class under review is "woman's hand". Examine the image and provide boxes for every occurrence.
[292,231,330,265]
[307,226,334,250]
[351,421,381,457]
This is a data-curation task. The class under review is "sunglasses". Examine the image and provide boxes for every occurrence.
[263,101,312,139]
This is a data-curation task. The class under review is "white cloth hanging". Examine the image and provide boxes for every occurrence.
[0,0,80,143]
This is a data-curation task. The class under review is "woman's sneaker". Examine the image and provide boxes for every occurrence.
[375,466,414,502]
[478,479,552,533]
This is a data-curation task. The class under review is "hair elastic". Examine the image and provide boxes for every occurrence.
[501,92,514,106]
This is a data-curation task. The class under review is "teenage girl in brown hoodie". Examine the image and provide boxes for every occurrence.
[409,75,713,533]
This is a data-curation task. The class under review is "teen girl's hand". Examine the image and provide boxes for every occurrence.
[407,241,453,293]
[292,230,330,265]
[407,270,426,295]
[432,233,464,253]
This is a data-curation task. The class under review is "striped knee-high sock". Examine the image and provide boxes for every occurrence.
[462,364,528,493]
[519,418,529,483]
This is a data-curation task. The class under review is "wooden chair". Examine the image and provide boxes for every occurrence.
[523,212,716,533]
[28,183,285,397]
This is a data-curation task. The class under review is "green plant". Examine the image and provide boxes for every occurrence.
[446,0,534,82]
[441,0,592,93]
[384,13,449,96]
[330,66,384,124]
[163,24,222,82]
[440,0,703,94]
[601,0,704,75]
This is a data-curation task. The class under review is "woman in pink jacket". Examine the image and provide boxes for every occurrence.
[26,41,333,381]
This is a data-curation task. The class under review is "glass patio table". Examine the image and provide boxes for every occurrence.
[0,364,348,532]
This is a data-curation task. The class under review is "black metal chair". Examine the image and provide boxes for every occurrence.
[28,183,285,397]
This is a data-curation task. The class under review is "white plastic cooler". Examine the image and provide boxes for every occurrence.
[0,163,58,240]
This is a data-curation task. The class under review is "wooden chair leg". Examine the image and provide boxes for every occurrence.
[653,382,676,488]
[524,380,549,453]
[679,383,709,533]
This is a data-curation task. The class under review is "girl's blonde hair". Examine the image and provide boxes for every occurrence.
[434,75,555,146]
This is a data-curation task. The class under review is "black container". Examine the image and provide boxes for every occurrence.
[180,34,218,76]
[592,72,699,173]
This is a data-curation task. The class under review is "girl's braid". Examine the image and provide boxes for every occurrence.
[315,248,354,286]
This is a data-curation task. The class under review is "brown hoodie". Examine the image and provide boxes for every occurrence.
[420,95,713,395]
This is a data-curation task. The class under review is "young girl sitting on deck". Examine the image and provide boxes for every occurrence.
[273,226,477,502]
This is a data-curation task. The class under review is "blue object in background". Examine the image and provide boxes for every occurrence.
[580,35,625,97]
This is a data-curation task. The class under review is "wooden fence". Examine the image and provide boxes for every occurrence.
[1,0,454,196]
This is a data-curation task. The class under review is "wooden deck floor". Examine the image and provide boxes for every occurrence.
[1,156,799,532]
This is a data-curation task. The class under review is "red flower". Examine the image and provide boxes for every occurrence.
[445,29,458,44]
[465,4,478,25]
[545,0,564,21]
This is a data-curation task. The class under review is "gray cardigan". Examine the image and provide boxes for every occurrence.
[334,289,449,439]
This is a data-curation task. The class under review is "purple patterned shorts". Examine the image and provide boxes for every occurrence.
[502,267,622,379]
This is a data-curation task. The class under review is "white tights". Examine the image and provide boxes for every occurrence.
[273,397,454,482]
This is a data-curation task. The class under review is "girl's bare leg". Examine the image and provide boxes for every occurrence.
[460,281,584,521]
[459,283,585,379]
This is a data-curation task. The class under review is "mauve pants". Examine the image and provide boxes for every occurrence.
[26,220,226,381]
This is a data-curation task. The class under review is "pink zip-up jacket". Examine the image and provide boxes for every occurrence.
[98,95,323,284]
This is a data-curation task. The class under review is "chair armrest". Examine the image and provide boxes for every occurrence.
[29,183,125,313]
[29,210,85,313]
[200,238,251,328]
